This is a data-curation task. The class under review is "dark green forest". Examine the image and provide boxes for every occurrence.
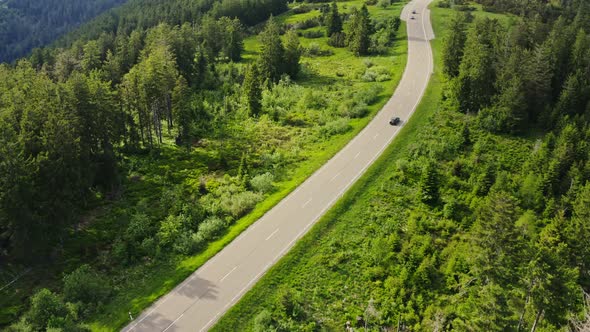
[0,0,407,329]
[214,0,590,331]
[0,0,128,63]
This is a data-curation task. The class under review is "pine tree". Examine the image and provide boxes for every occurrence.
[172,77,192,149]
[453,22,496,113]
[244,63,263,116]
[346,5,372,56]
[220,17,244,62]
[442,13,468,78]
[420,161,439,205]
[258,16,285,83]
[283,29,302,79]
[325,1,342,36]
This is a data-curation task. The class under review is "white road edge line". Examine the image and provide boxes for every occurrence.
[220,266,238,282]
[265,229,280,241]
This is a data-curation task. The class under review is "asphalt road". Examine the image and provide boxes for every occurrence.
[123,0,434,330]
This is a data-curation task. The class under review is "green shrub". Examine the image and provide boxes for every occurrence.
[355,84,383,105]
[220,191,263,218]
[299,30,324,38]
[253,310,273,332]
[173,232,198,255]
[301,89,327,110]
[126,213,154,243]
[26,289,68,330]
[292,4,313,14]
[197,216,226,240]
[361,66,391,82]
[361,70,378,82]
[305,43,334,56]
[157,214,184,247]
[319,118,352,137]
[250,172,275,194]
[63,265,110,307]
[191,232,207,250]
[339,100,369,118]
[328,32,346,47]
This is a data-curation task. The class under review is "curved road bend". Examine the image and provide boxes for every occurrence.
[123,0,433,330]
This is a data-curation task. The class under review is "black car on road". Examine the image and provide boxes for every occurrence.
[389,117,401,126]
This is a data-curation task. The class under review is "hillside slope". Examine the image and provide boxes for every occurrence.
[0,0,127,62]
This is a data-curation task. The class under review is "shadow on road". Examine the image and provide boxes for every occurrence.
[175,275,219,301]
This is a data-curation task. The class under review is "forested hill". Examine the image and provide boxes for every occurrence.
[0,0,128,63]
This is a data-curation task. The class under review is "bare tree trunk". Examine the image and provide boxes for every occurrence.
[531,309,543,332]
[166,93,173,133]
[517,287,532,331]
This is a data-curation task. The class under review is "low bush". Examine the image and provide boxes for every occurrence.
[361,66,391,82]
[328,32,346,47]
[378,0,390,8]
[290,18,320,30]
[292,4,313,14]
[250,172,275,194]
[220,191,262,218]
[299,30,324,38]
[197,216,227,240]
[319,118,352,137]
[305,43,335,56]
[63,265,110,308]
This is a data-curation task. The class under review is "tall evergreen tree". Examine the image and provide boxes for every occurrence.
[258,16,285,83]
[453,21,497,113]
[283,29,302,79]
[325,1,343,36]
[243,63,263,116]
[346,5,372,56]
[442,13,468,78]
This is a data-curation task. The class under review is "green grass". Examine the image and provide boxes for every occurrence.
[211,0,449,330]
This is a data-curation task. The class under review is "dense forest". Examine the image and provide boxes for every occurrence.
[214,0,590,331]
[0,0,128,63]
[0,0,406,329]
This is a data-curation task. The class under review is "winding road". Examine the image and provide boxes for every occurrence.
[123,0,433,330]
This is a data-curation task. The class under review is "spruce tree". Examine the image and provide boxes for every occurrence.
[244,63,263,116]
[442,13,468,78]
[283,29,302,79]
[325,1,342,36]
[453,22,496,113]
[258,16,285,83]
[346,5,371,56]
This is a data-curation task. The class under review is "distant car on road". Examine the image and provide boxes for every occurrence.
[389,117,401,126]
[412,10,416,14]
[410,16,415,20]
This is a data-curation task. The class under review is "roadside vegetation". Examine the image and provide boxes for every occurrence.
[214,0,590,330]
[0,0,408,330]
